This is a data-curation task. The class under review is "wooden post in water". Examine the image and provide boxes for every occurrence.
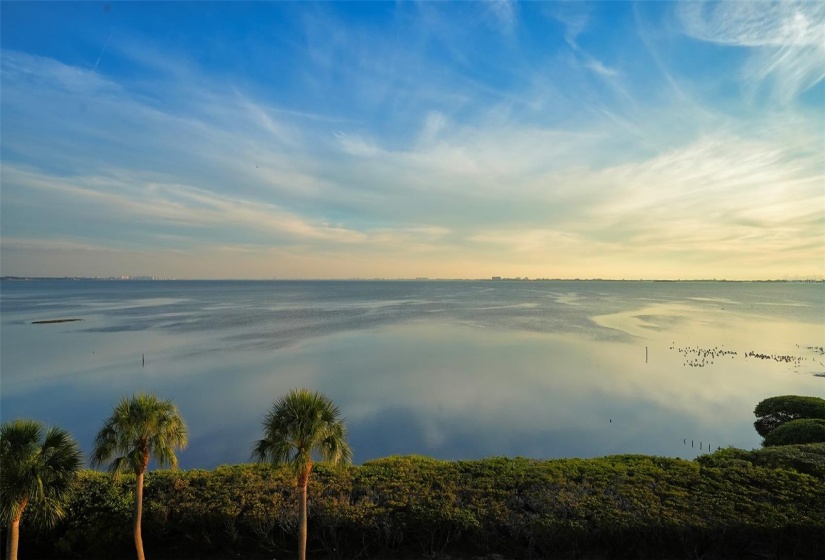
[142,354,145,367]
[645,347,648,363]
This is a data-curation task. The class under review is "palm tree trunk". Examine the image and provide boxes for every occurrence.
[134,469,146,560]
[298,480,308,560]
[7,516,20,560]
[297,463,312,560]
[6,500,25,560]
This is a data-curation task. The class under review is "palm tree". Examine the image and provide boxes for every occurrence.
[253,388,352,560]
[91,393,187,560]
[0,419,82,560]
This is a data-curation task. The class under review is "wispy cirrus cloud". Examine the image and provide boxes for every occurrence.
[483,0,518,34]
[544,0,623,90]
[1,3,822,279]
[464,124,823,278]
[335,132,384,157]
[544,1,590,44]
[2,164,368,243]
[677,0,825,103]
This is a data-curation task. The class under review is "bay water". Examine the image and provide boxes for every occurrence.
[1,279,822,468]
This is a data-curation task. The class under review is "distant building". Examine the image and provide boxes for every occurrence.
[492,276,502,280]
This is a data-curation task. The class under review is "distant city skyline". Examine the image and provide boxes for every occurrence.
[1,1,823,280]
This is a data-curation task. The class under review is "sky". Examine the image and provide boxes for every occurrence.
[1,1,823,280]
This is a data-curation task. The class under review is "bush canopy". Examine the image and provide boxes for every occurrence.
[763,419,825,447]
[753,395,825,437]
[6,445,825,560]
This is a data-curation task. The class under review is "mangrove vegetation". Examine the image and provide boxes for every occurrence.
[2,393,825,559]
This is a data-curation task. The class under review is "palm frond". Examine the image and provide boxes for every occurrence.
[253,388,352,480]
[91,393,188,475]
[0,419,81,528]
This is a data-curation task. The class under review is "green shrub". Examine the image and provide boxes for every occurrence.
[754,395,825,437]
[698,443,825,478]
[15,450,825,559]
[763,419,825,447]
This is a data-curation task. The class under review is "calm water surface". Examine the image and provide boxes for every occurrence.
[1,280,822,468]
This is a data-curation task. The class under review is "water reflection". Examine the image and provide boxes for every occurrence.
[1,281,822,469]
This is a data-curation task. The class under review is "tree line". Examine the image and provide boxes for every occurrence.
[2,393,824,560]
[1,389,348,560]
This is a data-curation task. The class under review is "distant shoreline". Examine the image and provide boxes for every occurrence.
[2,276,823,283]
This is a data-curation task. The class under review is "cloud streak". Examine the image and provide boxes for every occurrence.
[484,0,518,34]
[678,0,825,103]
[1,3,823,279]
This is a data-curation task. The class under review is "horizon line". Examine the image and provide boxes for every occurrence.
[2,276,823,283]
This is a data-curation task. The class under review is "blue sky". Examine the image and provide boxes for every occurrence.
[1,1,823,279]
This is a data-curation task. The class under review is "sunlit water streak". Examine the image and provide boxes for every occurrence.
[1,280,822,468]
